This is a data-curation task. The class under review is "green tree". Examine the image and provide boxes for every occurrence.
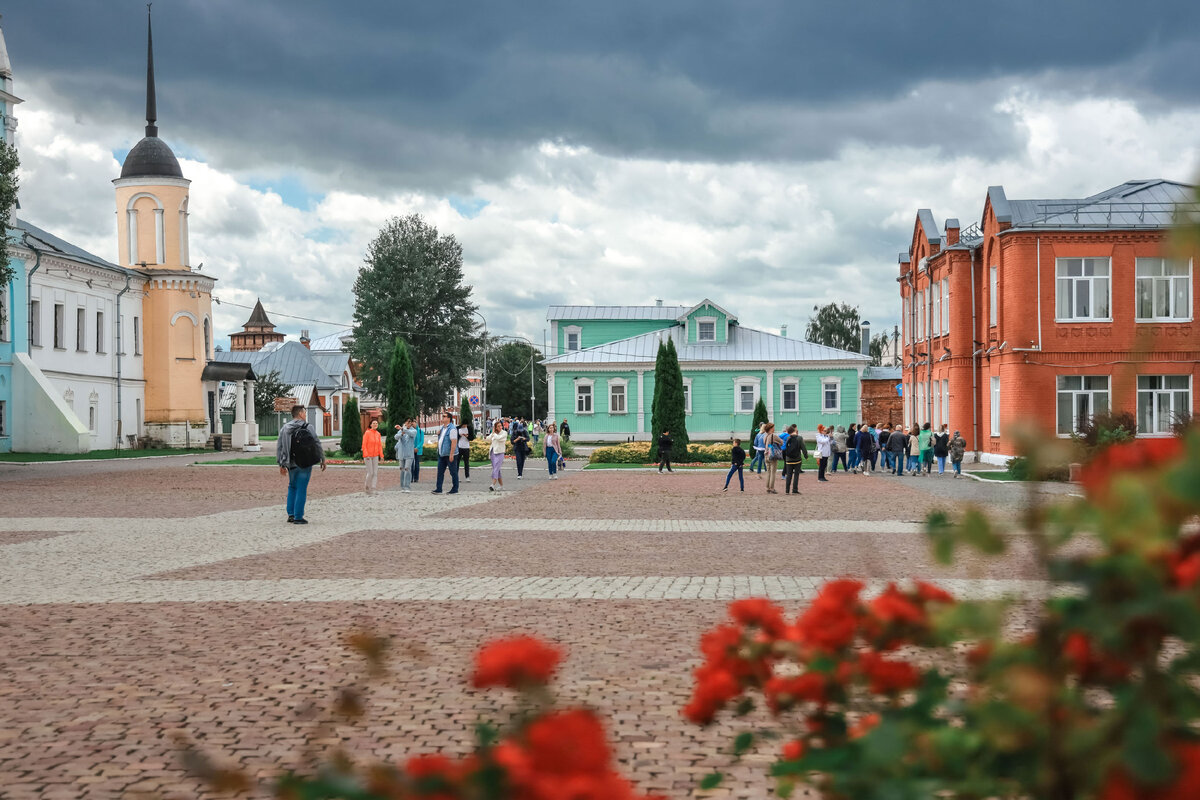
[350,214,480,412]
[485,341,547,419]
[869,332,893,367]
[252,370,290,419]
[0,142,19,327]
[749,397,769,443]
[460,396,475,441]
[383,338,417,460]
[650,338,688,460]
[804,302,862,353]
[340,397,363,457]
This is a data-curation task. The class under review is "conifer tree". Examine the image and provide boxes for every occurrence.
[750,397,770,443]
[384,338,417,460]
[650,338,688,460]
[340,397,362,457]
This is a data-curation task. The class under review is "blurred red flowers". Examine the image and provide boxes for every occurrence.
[1080,437,1184,497]
[472,635,564,690]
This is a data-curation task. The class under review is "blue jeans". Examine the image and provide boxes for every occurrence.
[882,450,893,471]
[435,454,459,492]
[287,466,312,519]
[546,447,558,475]
[724,464,743,490]
[848,450,860,470]
[937,456,946,474]
[411,454,420,483]
[750,450,765,473]
[953,459,962,475]
[907,455,919,472]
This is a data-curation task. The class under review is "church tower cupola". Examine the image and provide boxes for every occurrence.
[0,14,25,148]
[120,7,182,179]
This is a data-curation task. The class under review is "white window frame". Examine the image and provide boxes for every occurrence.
[30,299,41,347]
[989,266,998,328]
[134,317,142,356]
[95,311,105,354]
[933,381,941,429]
[564,325,582,352]
[1055,257,1112,322]
[76,307,87,352]
[608,378,628,415]
[779,377,799,413]
[733,375,761,415]
[942,379,949,430]
[53,303,65,350]
[941,278,950,333]
[990,376,1001,436]
[917,289,925,340]
[1137,375,1191,436]
[1135,258,1192,322]
[696,316,717,342]
[574,377,594,415]
[682,377,693,415]
[933,283,941,338]
[1056,375,1110,436]
[820,376,842,414]
[88,402,98,433]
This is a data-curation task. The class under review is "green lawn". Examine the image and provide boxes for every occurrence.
[0,448,209,463]
[583,463,726,470]
[969,470,1026,481]
[201,456,491,467]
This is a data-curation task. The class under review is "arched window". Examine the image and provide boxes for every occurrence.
[203,318,212,360]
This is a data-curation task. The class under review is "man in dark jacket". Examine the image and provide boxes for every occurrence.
[657,430,674,473]
[783,428,808,494]
[277,405,327,524]
[887,424,907,475]
[878,426,892,472]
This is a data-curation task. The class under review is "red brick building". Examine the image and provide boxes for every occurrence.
[898,179,1199,463]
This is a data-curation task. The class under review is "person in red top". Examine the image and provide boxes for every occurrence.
[362,418,384,494]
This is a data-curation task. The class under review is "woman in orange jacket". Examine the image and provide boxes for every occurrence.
[362,418,384,494]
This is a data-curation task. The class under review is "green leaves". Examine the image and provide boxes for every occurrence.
[699,771,724,790]
[0,141,18,325]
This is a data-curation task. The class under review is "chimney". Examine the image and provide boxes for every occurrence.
[780,324,788,338]
[860,320,870,356]
[300,329,310,349]
[945,218,960,246]
[655,299,663,307]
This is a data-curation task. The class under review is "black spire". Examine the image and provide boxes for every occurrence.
[145,4,157,137]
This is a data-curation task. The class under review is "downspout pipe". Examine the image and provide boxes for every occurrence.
[115,274,132,449]
[23,236,41,350]
[969,247,978,460]
[1012,236,1044,352]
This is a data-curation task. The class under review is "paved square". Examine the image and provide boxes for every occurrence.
[0,457,1065,798]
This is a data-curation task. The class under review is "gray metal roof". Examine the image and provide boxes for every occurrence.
[862,366,902,380]
[917,209,942,244]
[308,330,352,352]
[13,218,134,275]
[542,324,870,366]
[211,341,338,389]
[312,352,351,381]
[547,304,688,321]
[1002,180,1196,230]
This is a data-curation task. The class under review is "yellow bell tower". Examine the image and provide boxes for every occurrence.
[113,7,217,446]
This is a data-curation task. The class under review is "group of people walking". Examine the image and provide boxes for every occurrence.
[726,420,968,494]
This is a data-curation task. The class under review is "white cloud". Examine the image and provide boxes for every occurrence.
[12,86,1200,356]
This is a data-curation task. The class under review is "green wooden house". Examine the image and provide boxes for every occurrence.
[543,300,871,441]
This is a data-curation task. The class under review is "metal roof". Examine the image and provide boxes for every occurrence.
[201,361,256,382]
[917,209,942,244]
[547,304,688,321]
[862,366,902,380]
[1003,180,1196,230]
[312,352,351,381]
[211,341,338,389]
[308,330,352,352]
[13,218,134,275]
[542,324,870,366]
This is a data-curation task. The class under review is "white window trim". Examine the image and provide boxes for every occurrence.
[778,376,799,413]
[1136,374,1192,437]
[820,375,842,414]
[563,325,582,352]
[695,315,718,342]
[732,375,762,415]
[941,278,950,333]
[682,377,693,415]
[990,376,1001,437]
[1054,257,1113,323]
[1134,257,1193,323]
[608,377,629,415]
[574,377,594,415]
[1055,375,1110,437]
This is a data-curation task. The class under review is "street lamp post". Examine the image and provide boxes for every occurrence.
[472,310,488,417]
[491,333,538,421]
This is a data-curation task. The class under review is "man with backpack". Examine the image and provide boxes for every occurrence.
[657,429,674,473]
[277,405,326,525]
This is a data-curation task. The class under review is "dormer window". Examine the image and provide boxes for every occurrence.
[564,325,582,352]
[697,320,716,342]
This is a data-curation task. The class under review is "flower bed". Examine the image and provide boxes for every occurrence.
[589,441,733,464]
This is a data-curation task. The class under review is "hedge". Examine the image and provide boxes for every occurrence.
[589,442,733,464]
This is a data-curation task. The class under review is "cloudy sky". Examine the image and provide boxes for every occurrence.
[7,0,1200,349]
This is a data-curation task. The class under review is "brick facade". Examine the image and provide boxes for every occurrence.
[899,180,1200,463]
[861,377,903,429]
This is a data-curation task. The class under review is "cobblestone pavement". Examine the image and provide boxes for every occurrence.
[0,462,1063,798]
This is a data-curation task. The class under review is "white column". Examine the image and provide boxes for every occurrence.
[245,380,259,445]
[154,208,165,264]
[765,368,775,419]
[546,368,556,422]
[127,210,138,265]
[232,380,248,449]
[636,369,646,436]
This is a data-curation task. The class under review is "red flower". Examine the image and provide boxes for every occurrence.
[405,753,455,779]
[849,712,881,739]
[859,652,920,694]
[764,672,827,712]
[472,635,564,690]
[781,740,805,761]
[1063,632,1092,669]
[869,584,926,626]
[796,579,864,652]
[525,708,612,775]
[1081,437,1184,497]
[729,597,787,637]
[1100,741,1200,800]
[683,664,742,725]
[914,580,955,605]
[1173,552,1200,589]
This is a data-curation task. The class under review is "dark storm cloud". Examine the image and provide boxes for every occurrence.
[7,0,1200,191]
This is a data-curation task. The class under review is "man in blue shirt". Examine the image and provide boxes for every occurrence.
[432,411,460,494]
